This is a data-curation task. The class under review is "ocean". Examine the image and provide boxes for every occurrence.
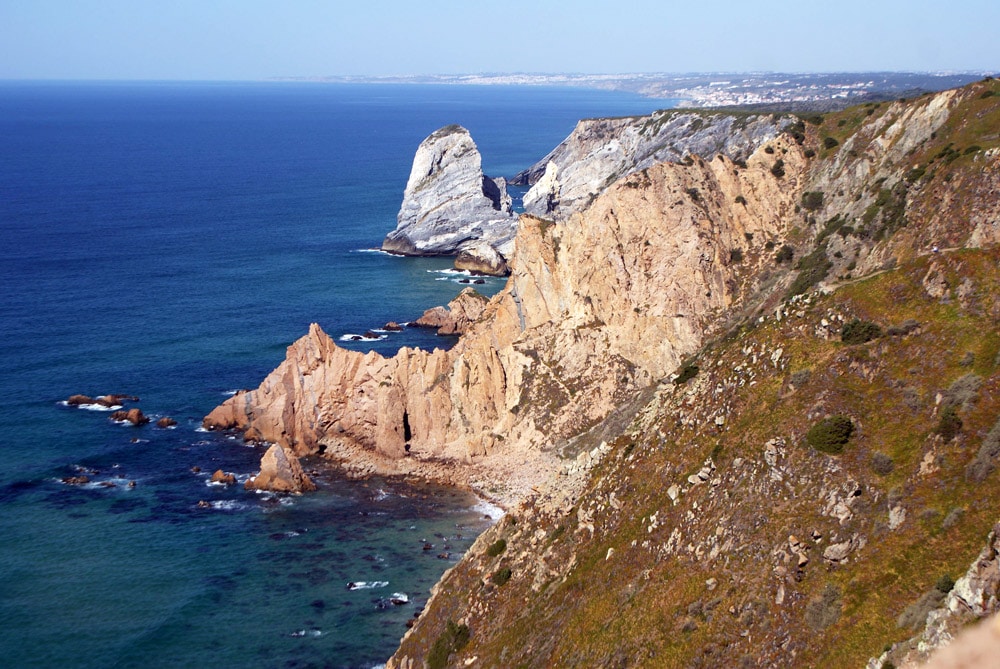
[0,81,670,667]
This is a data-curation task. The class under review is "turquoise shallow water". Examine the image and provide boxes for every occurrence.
[0,81,671,667]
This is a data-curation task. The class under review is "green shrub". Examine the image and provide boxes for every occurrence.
[770,159,786,178]
[936,405,962,441]
[807,416,854,454]
[787,244,832,297]
[935,574,955,593]
[823,136,840,150]
[775,244,794,264]
[735,195,747,205]
[673,362,700,385]
[841,319,882,345]
[801,191,825,211]
[729,248,744,263]
[804,148,816,158]
[492,567,512,586]
[486,539,507,557]
[428,620,471,669]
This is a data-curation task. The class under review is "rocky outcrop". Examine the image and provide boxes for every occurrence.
[244,444,316,493]
[411,287,489,335]
[513,110,793,218]
[381,125,517,272]
[206,135,806,503]
[210,469,236,485]
[868,522,1000,668]
[453,241,509,276]
[110,408,149,425]
[66,393,139,408]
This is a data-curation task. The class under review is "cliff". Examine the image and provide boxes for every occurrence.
[206,128,808,503]
[205,79,1000,666]
[513,110,795,218]
[381,125,517,274]
[382,80,1000,667]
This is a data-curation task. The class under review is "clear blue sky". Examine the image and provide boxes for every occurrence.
[1,0,997,80]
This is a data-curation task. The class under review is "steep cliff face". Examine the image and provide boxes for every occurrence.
[206,133,808,503]
[381,125,517,271]
[513,110,794,218]
[205,79,1000,667]
[383,79,1000,668]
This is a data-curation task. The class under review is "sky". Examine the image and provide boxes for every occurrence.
[1,0,997,80]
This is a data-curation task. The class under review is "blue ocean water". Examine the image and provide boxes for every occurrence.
[0,81,670,667]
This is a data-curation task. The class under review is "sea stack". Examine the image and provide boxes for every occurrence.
[244,444,316,493]
[381,125,517,275]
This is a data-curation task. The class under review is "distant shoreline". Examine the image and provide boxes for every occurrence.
[271,71,995,109]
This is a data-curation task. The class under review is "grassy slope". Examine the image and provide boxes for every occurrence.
[392,79,1000,668]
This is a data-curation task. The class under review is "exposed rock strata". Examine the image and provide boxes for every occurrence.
[411,287,489,336]
[381,125,517,273]
[513,110,794,218]
[244,444,316,493]
[206,137,807,504]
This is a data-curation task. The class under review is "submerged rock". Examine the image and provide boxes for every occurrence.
[382,125,517,266]
[156,417,177,428]
[244,444,316,493]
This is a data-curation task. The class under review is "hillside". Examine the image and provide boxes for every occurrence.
[384,79,1000,667]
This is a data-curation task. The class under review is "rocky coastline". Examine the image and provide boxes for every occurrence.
[204,79,1000,667]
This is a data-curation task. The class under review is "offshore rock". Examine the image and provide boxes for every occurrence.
[110,408,149,426]
[382,125,517,264]
[513,110,793,218]
[244,444,316,493]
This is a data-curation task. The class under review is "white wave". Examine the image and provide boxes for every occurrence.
[339,333,388,342]
[428,268,473,276]
[289,629,323,637]
[472,499,506,520]
[60,400,121,412]
[194,427,210,433]
[347,580,389,590]
[390,593,409,604]
[352,248,393,255]
[222,389,241,396]
[209,500,247,511]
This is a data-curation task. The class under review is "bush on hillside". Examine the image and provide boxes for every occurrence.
[841,319,882,345]
[807,416,854,454]
[428,620,471,669]
[935,405,962,442]
[486,539,507,557]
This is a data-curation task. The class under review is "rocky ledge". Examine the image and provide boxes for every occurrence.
[513,109,794,218]
[381,125,517,276]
